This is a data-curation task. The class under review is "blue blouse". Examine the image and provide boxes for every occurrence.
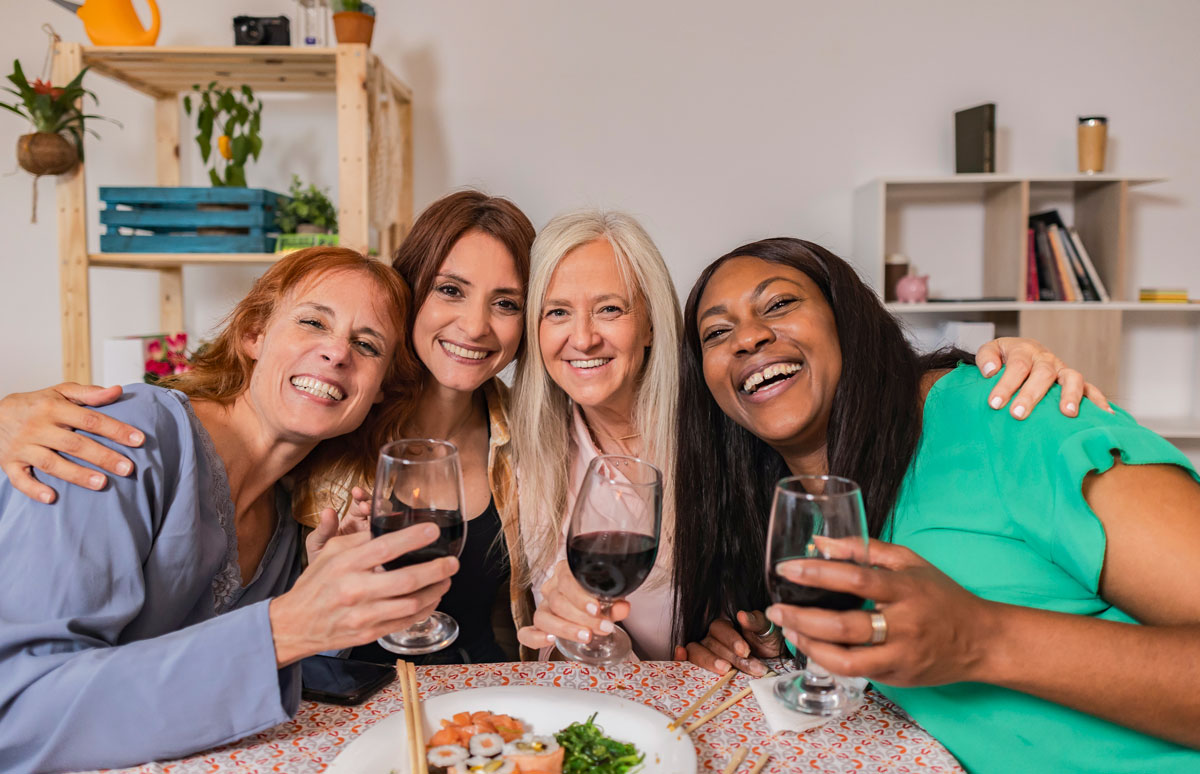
[0,384,303,773]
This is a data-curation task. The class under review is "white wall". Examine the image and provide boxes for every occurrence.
[3,0,1198,449]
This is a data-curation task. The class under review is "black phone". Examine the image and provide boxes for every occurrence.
[300,655,396,706]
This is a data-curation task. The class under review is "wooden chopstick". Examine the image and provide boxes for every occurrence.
[721,745,749,774]
[747,752,771,774]
[397,660,428,774]
[668,668,737,730]
[684,670,776,734]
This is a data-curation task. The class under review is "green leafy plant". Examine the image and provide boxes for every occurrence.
[275,175,338,233]
[332,0,376,14]
[183,82,263,187]
[0,59,117,161]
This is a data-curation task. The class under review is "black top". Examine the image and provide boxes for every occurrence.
[351,497,511,665]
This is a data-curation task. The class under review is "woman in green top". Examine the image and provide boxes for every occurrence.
[674,237,1200,773]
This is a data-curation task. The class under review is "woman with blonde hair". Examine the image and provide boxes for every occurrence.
[513,211,1114,664]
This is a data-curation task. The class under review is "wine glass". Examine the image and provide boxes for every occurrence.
[765,474,870,717]
[555,455,663,666]
[371,439,467,655]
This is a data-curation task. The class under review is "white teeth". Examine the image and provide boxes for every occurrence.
[290,376,345,401]
[440,341,488,360]
[742,362,802,394]
[570,358,611,369]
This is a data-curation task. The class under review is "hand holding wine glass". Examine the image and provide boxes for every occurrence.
[371,439,467,655]
[555,455,662,666]
[765,474,870,717]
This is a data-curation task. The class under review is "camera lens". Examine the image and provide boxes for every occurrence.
[238,19,265,45]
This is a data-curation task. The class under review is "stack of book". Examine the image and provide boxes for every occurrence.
[1138,288,1190,303]
[1026,211,1109,302]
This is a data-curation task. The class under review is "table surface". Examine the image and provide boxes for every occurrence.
[90,661,963,774]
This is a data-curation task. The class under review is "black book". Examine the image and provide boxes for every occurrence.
[955,103,995,173]
[1032,222,1062,300]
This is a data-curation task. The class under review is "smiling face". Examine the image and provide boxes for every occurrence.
[696,256,842,454]
[244,268,397,444]
[538,238,653,415]
[410,229,525,393]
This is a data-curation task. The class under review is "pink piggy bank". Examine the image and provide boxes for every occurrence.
[895,274,929,303]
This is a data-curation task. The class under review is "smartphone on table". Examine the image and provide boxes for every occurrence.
[300,655,396,706]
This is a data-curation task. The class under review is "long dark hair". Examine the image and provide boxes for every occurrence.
[672,238,968,643]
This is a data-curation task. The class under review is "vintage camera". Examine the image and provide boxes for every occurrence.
[233,16,291,46]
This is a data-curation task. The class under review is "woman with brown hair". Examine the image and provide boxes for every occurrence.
[0,247,458,771]
[0,190,538,665]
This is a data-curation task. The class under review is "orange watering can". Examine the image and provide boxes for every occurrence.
[47,0,160,46]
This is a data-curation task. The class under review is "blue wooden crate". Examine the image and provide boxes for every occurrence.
[99,187,287,253]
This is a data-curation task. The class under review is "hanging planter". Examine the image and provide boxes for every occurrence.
[17,131,78,176]
[1,56,119,222]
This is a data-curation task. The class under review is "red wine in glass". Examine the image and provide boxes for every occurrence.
[370,507,465,571]
[768,561,866,612]
[567,530,658,599]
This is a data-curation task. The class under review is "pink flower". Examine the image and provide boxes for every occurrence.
[145,359,171,376]
[146,339,165,360]
[166,333,187,353]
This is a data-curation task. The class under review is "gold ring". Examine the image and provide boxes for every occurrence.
[868,611,888,645]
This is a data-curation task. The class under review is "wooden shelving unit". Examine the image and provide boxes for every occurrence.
[52,44,414,383]
[853,174,1200,441]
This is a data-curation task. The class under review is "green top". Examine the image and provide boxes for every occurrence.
[876,364,1200,774]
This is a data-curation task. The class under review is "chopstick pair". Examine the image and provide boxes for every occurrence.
[670,668,777,734]
[721,746,770,774]
[397,660,428,774]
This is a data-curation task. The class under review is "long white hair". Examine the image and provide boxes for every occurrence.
[512,209,681,589]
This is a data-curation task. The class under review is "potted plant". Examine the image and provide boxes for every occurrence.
[183,82,263,187]
[332,1,376,46]
[276,174,338,234]
[1,59,118,221]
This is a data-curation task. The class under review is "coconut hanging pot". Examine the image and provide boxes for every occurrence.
[17,132,78,176]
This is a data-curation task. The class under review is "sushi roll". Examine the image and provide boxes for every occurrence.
[450,756,515,773]
[502,735,564,774]
[502,734,559,756]
[427,744,469,772]
[468,732,505,758]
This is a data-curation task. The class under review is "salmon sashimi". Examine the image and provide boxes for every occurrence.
[505,744,565,773]
[433,710,528,750]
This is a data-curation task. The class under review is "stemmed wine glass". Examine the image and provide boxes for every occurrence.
[371,439,467,655]
[555,455,663,666]
[765,474,870,717]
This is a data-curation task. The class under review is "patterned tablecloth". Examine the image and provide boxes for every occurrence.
[94,661,963,774]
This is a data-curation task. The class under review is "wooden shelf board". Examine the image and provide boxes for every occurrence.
[89,252,282,268]
[80,46,411,100]
[887,301,1200,313]
[873,174,1165,187]
[1139,416,1200,440]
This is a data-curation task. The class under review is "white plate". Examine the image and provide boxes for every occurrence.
[326,685,698,774]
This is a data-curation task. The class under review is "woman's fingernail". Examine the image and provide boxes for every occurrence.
[990,395,1003,410]
[545,634,556,643]
[766,607,782,625]
[585,602,598,615]
[1012,405,1026,419]
[129,432,143,445]
[982,362,997,377]
[1065,402,1077,414]
[39,492,53,504]
[117,461,133,476]
[424,524,439,539]
[716,660,730,672]
[578,629,591,642]
[88,474,104,489]
[598,620,614,634]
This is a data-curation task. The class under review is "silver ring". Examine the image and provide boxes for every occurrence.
[868,611,888,645]
[763,621,778,638]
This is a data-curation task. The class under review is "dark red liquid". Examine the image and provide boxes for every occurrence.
[370,508,464,571]
[768,562,866,612]
[567,531,658,599]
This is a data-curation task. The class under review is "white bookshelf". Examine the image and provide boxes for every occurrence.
[854,174,1200,442]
